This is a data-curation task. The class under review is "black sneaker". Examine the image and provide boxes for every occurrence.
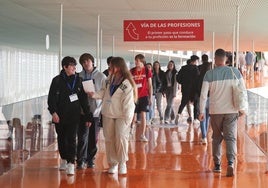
[187,117,193,122]
[226,165,234,177]
[87,160,95,168]
[213,164,221,173]
[76,161,87,170]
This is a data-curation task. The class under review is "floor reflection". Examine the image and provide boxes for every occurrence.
[0,72,268,187]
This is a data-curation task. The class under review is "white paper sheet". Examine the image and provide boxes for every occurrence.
[82,80,95,93]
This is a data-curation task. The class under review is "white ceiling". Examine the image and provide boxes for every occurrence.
[1,0,268,62]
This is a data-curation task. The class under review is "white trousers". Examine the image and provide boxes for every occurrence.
[102,116,130,165]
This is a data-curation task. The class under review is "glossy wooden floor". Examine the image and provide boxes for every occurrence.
[1,71,268,188]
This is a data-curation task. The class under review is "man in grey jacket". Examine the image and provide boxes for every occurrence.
[76,53,106,169]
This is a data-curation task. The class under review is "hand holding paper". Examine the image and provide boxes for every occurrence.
[82,80,95,93]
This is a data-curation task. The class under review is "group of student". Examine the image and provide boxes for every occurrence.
[47,48,246,177]
[141,54,212,145]
[47,54,141,176]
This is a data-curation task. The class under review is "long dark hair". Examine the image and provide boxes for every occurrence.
[110,57,138,102]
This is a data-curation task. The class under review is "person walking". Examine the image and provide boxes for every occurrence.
[47,56,93,175]
[175,55,200,124]
[130,54,152,141]
[76,53,106,169]
[90,57,137,175]
[197,54,212,144]
[199,48,247,177]
[163,60,178,124]
[152,61,166,124]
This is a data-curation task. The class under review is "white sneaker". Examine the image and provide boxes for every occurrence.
[175,114,181,125]
[164,120,169,124]
[119,162,127,175]
[193,119,200,125]
[160,120,164,124]
[201,138,207,144]
[59,159,67,171]
[66,176,75,184]
[66,163,75,175]
[108,163,118,174]
[140,134,148,142]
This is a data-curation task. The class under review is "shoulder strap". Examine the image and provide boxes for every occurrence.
[229,67,238,80]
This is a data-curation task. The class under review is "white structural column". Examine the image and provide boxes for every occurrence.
[236,5,240,68]
[157,43,160,61]
[112,35,115,56]
[212,32,215,68]
[96,15,100,68]
[46,34,49,50]
[100,28,103,71]
[232,24,235,67]
[59,3,63,73]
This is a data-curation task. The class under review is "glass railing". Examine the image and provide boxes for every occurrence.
[245,87,268,157]
[0,96,56,175]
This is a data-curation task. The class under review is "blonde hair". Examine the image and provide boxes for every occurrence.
[110,57,138,102]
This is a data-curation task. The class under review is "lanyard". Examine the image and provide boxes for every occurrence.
[64,74,77,93]
[109,83,117,96]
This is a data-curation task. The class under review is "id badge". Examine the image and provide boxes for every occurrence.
[69,93,78,102]
[136,83,142,88]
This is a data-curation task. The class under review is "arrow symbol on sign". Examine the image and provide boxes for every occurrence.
[126,22,139,40]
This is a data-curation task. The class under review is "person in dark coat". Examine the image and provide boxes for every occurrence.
[47,56,93,175]
[175,55,200,124]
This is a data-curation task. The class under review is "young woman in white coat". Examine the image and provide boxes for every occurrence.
[89,57,137,175]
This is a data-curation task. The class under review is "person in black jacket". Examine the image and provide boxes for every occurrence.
[47,56,93,175]
[175,55,200,124]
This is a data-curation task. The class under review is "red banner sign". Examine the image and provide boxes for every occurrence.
[124,19,204,41]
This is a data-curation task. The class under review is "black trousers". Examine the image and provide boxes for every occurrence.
[77,116,101,164]
[55,122,78,164]
[178,93,199,119]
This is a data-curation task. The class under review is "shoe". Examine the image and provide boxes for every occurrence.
[140,135,148,142]
[175,114,181,125]
[136,120,141,124]
[201,138,207,145]
[187,117,193,122]
[108,163,118,174]
[118,162,127,175]
[160,120,164,124]
[193,119,200,124]
[66,163,75,175]
[66,176,75,184]
[76,161,87,170]
[164,120,169,124]
[59,159,67,171]
[226,165,234,177]
[150,119,156,125]
[87,160,95,168]
[213,164,221,173]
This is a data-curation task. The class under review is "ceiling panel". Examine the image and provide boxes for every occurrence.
[0,0,268,62]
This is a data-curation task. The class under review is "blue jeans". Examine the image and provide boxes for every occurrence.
[200,98,209,139]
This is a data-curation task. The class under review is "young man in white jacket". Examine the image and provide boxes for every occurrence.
[199,48,247,177]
